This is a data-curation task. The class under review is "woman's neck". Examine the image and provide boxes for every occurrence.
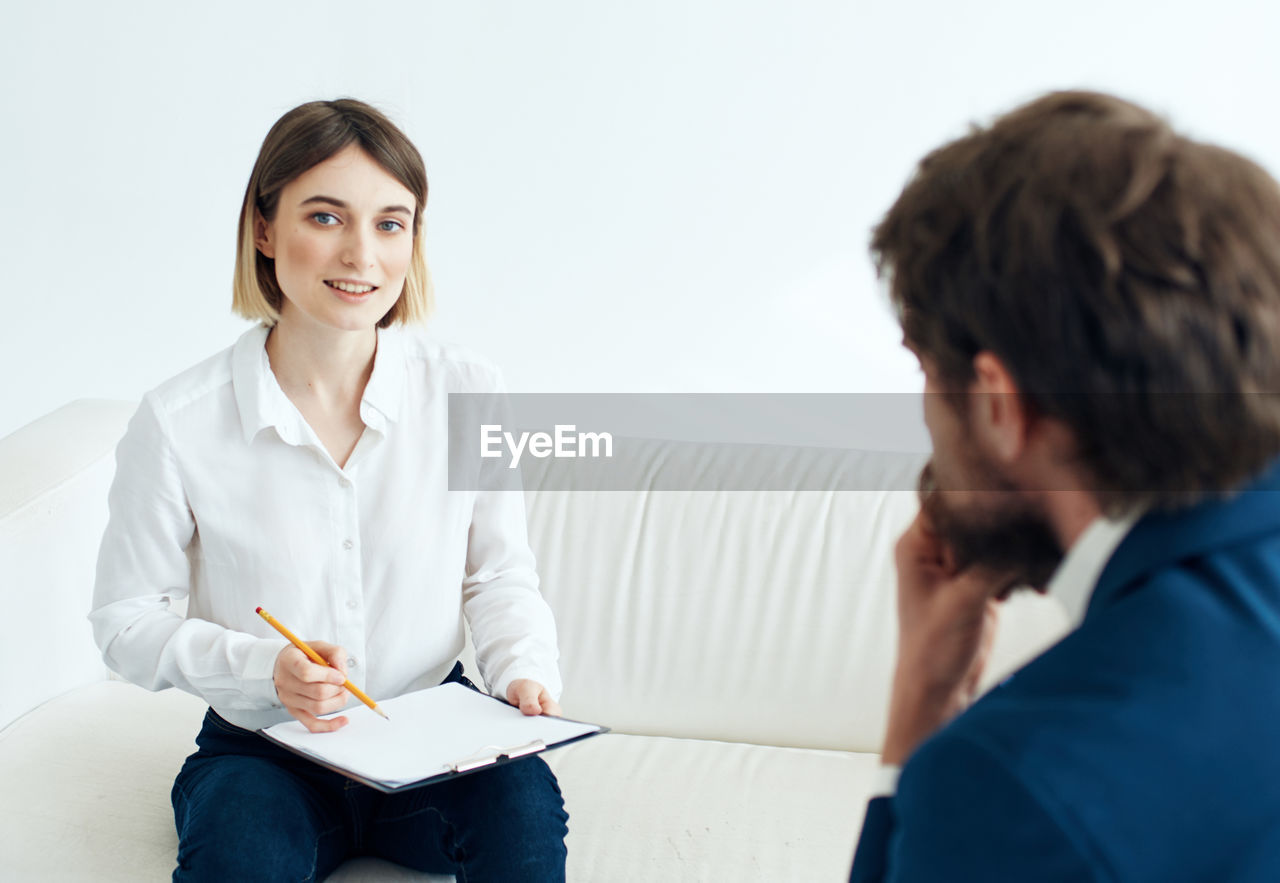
[264,315,378,413]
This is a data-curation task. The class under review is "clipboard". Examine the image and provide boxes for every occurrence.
[258,682,608,793]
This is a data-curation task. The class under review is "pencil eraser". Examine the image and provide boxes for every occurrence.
[255,606,263,614]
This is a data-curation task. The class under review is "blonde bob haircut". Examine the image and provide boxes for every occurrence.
[232,98,433,327]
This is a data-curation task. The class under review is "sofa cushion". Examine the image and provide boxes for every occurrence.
[2,680,879,880]
[541,730,877,880]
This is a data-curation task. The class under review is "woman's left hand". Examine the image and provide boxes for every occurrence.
[506,679,563,716]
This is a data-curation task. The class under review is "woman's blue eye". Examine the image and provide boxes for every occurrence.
[378,220,404,233]
[312,212,339,225]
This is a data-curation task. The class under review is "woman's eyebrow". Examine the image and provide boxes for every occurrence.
[300,195,413,216]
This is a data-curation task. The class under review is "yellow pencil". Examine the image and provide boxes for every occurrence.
[255,606,390,721]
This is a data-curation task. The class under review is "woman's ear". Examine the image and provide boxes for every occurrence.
[970,351,1030,464]
[253,211,275,259]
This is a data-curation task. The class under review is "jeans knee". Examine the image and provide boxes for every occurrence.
[173,828,321,883]
[457,757,569,877]
[172,761,334,882]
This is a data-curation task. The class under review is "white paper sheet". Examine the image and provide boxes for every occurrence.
[261,683,604,788]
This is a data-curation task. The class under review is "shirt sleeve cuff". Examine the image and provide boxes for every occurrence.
[870,763,902,798]
[242,637,290,709]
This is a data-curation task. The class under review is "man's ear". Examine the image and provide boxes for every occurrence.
[253,211,275,259]
[969,351,1029,464]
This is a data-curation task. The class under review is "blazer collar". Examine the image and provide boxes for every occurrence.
[1087,456,1280,620]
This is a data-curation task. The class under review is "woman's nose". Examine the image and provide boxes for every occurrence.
[340,227,376,269]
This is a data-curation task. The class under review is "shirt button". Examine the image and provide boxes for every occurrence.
[342,539,354,550]
[346,599,358,610]
[338,477,352,489]
[347,657,359,668]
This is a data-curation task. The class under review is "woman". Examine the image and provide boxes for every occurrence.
[90,99,568,881]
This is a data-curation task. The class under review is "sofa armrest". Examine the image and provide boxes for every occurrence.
[0,399,136,730]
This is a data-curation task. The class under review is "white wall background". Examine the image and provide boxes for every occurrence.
[4,0,1280,442]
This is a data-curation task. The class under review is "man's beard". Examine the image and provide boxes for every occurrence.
[917,461,1064,596]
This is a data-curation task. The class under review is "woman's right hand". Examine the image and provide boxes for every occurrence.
[272,641,351,733]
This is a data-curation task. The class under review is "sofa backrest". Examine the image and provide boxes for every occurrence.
[520,438,1069,753]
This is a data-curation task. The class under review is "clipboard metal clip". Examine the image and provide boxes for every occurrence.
[449,739,547,774]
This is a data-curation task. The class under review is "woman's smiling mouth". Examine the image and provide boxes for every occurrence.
[325,279,378,295]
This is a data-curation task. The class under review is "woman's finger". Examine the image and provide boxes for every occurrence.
[295,708,349,734]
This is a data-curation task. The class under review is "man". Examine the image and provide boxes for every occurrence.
[850,91,1280,881]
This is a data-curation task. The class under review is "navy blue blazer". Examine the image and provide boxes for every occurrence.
[850,459,1280,882]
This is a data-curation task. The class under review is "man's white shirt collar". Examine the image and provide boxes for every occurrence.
[1046,512,1141,628]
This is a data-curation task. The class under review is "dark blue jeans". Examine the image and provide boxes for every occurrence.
[171,663,568,882]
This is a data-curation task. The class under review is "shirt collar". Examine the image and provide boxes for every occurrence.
[232,324,283,445]
[359,325,405,431]
[231,323,406,445]
[1046,512,1140,628]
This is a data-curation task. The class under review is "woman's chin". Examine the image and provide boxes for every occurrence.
[279,299,395,334]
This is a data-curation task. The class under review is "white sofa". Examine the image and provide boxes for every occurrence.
[0,400,1069,881]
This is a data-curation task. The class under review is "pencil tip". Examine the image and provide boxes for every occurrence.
[378,709,390,721]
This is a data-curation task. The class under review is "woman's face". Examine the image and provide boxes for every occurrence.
[255,144,416,333]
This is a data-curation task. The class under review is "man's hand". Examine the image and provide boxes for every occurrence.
[273,641,351,733]
[506,679,563,717]
[882,512,1002,765]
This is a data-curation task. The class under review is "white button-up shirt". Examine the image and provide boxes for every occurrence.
[90,324,561,731]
